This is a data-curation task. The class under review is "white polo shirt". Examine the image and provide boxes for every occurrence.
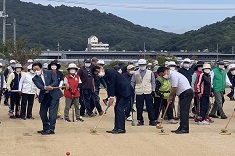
[169,70,192,95]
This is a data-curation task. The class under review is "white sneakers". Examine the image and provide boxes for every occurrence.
[167,119,178,124]
[126,116,133,121]
[198,120,210,125]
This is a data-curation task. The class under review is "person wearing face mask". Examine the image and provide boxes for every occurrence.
[167,61,177,71]
[154,67,178,124]
[4,60,16,106]
[78,58,96,117]
[226,64,235,101]
[48,60,64,120]
[122,65,135,121]
[92,66,133,134]
[18,64,37,120]
[63,63,84,122]
[32,62,63,135]
[196,64,214,125]
[191,61,204,118]
[131,59,157,126]
[0,63,6,104]
[113,65,122,74]
[167,69,193,134]
[6,63,23,118]
[209,60,232,119]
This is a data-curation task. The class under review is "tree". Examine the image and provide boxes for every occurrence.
[1,38,41,65]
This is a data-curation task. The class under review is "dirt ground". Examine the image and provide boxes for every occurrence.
[0,89,235,156]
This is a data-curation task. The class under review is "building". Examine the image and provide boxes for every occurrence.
[86,35,109,52]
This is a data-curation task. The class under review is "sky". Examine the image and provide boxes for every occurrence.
[21,0,235,34]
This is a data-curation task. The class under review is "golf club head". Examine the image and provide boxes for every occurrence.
[131,122,135,126]
[156,125,163,129]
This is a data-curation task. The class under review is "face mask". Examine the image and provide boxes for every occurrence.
[35,70,41,76]
[231,70,235,75]
[203,69,211,74]
[218,65,224,69]
[30,69,35,74]
[69,69,76,74]
[183,63,190,69]
[118,69,122,73]
[198,67,203,71]
[139,65,146,70]
[129,71,135,75]
[169,67,175,71]
[98,72,105,77]
[85,63,91,67]
[16,68,21,73]
[11,64,15,68]
[163,74,170,79]
[51,65,57,70]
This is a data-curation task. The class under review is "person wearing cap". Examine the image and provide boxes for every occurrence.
[209,60,232,119]
[4,60,16,106]
[92,66,133,134]
[0,63,6,104]
[122,61,134,74]
[23,59,34,72]
[7,63,24,118]
[63,63,84,122]
[131,59,157,126]
[32,62,63,135]
[154,67,178,124]
[167,61,177,71]
[147,63,153,70]
[48,60,64,120]
[153,66,160,78]
[166,69,193,134]
[178,58,195,118]
[196,64,214,125]
[122,64,135,121]
[226,64,235,101]
[78,59,96,117]
[18,64,37,120]
[43,63,48,70]
[190,61,204,117]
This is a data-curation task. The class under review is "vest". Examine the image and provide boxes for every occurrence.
[21,72,37,94]
[213,68,226,92]
[0,71,4,90]
[10,72,21,91]
[156,76,171,99]
[64,74,80,98]
[194,70,203,93]
[134,70,152,95]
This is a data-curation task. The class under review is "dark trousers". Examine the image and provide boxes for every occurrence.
[4,90,9,102]
[0,90,2,103]
[114,95,130,130]
[10,92,21,114]
[136,94,155,122]
[125,95,134,118]
[154,97,174,120]
[80,89,93,115]
[20,93,35,118]
[199,95,209,120]
[90,89,103,113]
[40,93,59,131]
[178,89,193,130]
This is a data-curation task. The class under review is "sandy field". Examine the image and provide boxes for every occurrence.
[0,89,235,156]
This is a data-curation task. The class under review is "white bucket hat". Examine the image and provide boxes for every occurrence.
[67,63,78,70]
[202,64,211,69]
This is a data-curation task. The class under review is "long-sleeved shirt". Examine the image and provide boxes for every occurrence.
[131,69,156,91]
[210,70,232,88]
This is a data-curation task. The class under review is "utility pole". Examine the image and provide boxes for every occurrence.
[57,42,60,59]
[13,19,16,49]
[2,0,8,44]
[216,43,219,61]
[144,42,146,59]
[232,46,234,54]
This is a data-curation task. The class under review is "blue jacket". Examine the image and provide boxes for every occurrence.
[104,69,133,98]
[32,70,63,103]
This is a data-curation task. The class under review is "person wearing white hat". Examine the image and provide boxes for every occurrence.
[131,59,157,126]
[0,63,6,104]
[63,63,84,122]
[227,64,235,101]
[3,60,16,106]
[7,63,23,118]
[195,64,214,125]
[167,61,177,71]
[18,64,37,120]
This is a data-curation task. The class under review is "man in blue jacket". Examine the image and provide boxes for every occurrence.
[32,62,63,135]
[92,66,134,134]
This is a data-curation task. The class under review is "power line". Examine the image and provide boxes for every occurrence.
[46,0,235,11]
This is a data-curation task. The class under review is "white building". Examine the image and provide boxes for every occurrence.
[87,35,109,52]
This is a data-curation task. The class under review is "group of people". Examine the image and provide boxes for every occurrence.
[0,57,233,135]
